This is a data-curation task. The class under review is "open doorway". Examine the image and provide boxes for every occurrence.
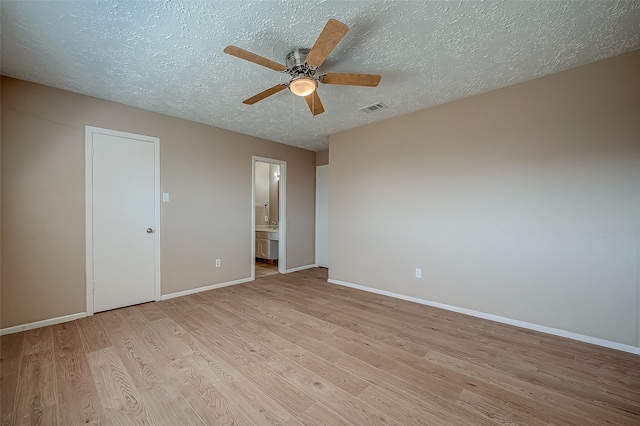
[252,156,286,279]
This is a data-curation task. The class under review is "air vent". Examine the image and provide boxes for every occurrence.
[360,102,388,113]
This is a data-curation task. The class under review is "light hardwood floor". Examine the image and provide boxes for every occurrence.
[1,267,639,425]
[255,260,279,278]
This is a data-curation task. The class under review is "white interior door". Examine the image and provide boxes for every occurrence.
[316,165,329,267]
[89,129,158,313]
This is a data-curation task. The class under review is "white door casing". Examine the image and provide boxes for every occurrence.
[85,126,160,314]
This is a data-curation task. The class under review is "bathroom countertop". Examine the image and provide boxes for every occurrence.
[256,225,278,232]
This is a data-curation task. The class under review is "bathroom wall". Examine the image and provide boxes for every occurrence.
[255,161,270,226]
[269,164,280,225]
[254,161,280,227]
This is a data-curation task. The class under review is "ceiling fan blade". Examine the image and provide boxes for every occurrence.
[321,73,381,87]
[305,19,348,68]
[224,45,287,72]
[243,84,288,105]
[304,91,325,116]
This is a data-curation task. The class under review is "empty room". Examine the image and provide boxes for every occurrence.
[1,1,640,425]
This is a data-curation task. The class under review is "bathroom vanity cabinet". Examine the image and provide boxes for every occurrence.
[255,230,279,260]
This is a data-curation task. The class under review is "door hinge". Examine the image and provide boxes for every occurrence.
[91,147,95,157]
[92,281,96,291]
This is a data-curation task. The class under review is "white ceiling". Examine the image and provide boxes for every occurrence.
[2,1,639,151]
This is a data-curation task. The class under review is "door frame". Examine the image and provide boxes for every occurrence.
[252,156,287,277]
[85,126,161,316]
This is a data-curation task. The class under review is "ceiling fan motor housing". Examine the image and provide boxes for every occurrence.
[286,48,315,77]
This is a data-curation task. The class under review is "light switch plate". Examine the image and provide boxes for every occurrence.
[163,193,169,202]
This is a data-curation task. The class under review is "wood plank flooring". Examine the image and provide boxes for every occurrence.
[1,267,639,425]
[255,261,279,279]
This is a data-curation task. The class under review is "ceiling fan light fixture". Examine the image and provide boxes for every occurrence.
[288,76,317,97]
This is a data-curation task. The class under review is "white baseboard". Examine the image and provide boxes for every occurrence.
[285,264,317,274]
[328,278,640,356]
[1,276,256,335]
[160,276,254,301]
[0,312,87,336]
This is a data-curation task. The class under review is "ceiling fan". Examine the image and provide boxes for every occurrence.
[224,19,381,116]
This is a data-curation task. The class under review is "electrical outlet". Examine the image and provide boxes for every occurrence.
[415,268,422,278]
[215,259,221,268]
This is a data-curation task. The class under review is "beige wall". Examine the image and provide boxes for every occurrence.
[329,50,640,347]
[0,78,3,320]
[316,149,329,166]
[1,77,316,329]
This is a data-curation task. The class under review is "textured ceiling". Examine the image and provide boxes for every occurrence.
[2,1,639,151]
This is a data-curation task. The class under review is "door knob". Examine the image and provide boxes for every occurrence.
[146,228,154,233]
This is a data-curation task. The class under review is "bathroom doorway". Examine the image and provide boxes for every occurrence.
[252,156,286,278]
